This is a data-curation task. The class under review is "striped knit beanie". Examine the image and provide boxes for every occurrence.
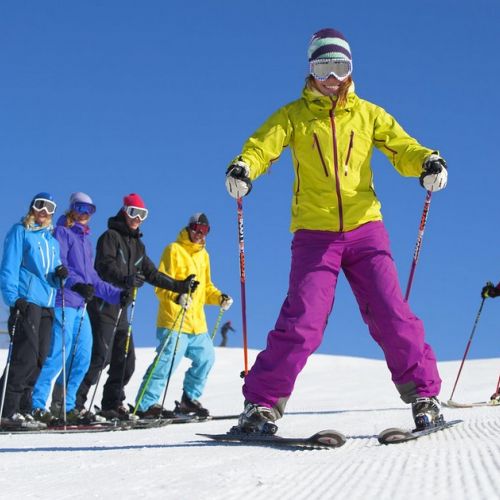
[308,28,352,63]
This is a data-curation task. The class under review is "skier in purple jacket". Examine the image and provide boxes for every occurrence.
[31,193,131,424]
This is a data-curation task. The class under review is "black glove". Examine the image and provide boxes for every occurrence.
[123,272,146,288]
[176,274,199,294]
[54,265,69,280]
[119,289,134,308]
[14,298,29,316]
[71,283,95,302]
[481,281,500,299]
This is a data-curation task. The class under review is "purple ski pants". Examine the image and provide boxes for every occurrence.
[243,221,441,411]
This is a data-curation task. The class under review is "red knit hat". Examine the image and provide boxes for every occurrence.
[123,193,146,209]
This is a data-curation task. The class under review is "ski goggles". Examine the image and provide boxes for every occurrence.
[32,198,57,215]
[189,223,210,235]
[71,202,96,215]
[124,205,148,221]
[310,59,352,82]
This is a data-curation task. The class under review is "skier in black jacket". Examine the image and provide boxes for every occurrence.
[74,194,197,420]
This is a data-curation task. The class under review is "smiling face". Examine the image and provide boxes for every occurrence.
[33,209,52,226]
[124,212,142,231]
[312,75,342,96]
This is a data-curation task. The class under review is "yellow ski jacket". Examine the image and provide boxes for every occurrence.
[155,229,222,334]
[237,84,435,232]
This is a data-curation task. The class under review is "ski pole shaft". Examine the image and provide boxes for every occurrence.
[58,301,88,421]
[237,197,249,375]
[210,307,224,341]
[449,298,486,401]
[60,279,67,426]
[0,310,20,423]
[160,297,191,410]
[133,308,183,415]
[404,190,432,302]
[118,288,138,393]
[88,306,124,412]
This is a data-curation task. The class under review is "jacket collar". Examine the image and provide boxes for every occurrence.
[108,211,142,239]
[302,81,357,116]
[177,228,205,254]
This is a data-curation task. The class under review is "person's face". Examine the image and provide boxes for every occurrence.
[124,212,142,231]
[33,209,52,226]
[188,225,209,244]
[72,211,91,226]
[313,75,342,96]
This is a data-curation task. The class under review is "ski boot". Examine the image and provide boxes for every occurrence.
[233,402,278,435]
[136,403,176,420]
[490,392,500,405]
[175,392,210,418]
[99,405,139,422]
[31,408,59,426]
[411,397,444,431]
[1,412,46,430]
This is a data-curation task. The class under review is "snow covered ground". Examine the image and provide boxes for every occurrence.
[0,346,498,500]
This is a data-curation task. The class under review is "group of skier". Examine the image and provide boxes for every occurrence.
[1,27,498,435]
[0,191,233,429]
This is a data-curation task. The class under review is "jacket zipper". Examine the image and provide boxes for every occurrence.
[329,104,344,231]
[344,131,354,176]
[313,133,330,177]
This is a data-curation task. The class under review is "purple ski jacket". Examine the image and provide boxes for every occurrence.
[54,215,121,308]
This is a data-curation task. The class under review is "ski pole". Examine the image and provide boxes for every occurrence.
[118,287,138,400]
[87,306,124,412]
[57,302,87,421]
[237,197,249,376]
[65,302,88,386]
[160,293,192,410]
[404,190,432,302]
[133,308,183,415]
[448,297,486,402]
[60,279,67,426]
[210,307,224,341]
[0,310,20,424]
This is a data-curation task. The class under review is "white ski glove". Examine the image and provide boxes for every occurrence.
[177,293,192,310]
[220,293,233,311]
[420,154,448,192]
[225,159,252,199]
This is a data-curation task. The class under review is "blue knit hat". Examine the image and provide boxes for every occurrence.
[308,28,352,63]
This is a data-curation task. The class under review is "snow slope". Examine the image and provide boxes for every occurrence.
[0,347,498,500]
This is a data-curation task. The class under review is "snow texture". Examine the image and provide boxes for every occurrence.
[0,347,498,499]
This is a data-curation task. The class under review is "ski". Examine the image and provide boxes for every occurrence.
[443,400,500,409]
[0,420,127,434]
[197,428,346,450]
[378,419,462,445]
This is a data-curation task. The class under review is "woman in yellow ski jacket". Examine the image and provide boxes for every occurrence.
[225,28,449,435]
[135,213,233,418]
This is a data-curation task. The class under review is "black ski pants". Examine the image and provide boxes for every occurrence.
[0,305,53,418]
[75,314,135,411]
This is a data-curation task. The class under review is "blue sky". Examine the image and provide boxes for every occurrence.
[1,1,499,364]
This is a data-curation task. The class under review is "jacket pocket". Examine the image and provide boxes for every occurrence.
[313,133,330,177]
[344,131,354,176]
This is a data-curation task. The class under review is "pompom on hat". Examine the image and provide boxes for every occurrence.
[307,28,352,63]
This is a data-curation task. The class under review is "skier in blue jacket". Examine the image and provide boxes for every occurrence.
[31,193,131,425]
[0,193,67,429]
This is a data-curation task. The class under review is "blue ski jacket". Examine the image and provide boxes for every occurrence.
[0,221,62,308]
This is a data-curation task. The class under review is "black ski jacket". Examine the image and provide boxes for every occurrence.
[90,211,185,324]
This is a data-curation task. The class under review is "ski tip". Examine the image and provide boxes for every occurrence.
[310,429,347,447]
